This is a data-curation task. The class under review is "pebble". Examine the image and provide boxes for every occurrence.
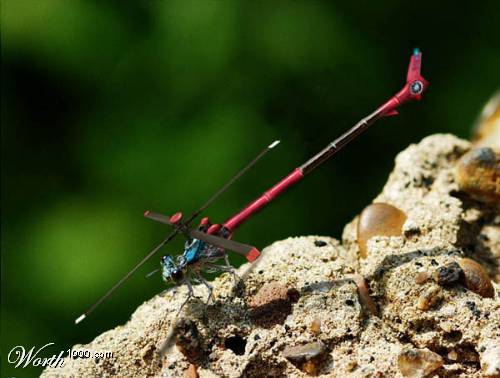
[447,349,458,361]
[434,262,463,287]
[314,240,328,247]
[398,348,444,378]
[349,274,378,316]
[309,318,321,335]
[415,271,430,285]
[302,360,319,375]
[458,258,495,298]
[403,219,420,236]
[249,282,299,328]
[357,203,407,258]
[417,285,443,311]
[282,341,326,363]
[455,147,500,204]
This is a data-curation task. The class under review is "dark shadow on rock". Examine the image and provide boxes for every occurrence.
[368,247,458,282]
[450,190,499,280]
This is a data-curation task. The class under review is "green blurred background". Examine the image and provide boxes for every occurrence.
[1,1,499,376]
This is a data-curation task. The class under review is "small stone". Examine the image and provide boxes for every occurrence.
[346,360,358,372]
[357,203,407,258]
[434,262,463,287]
[447,350,458,361]
[249,282,299,328]
[302,360,319,375]
[403,219,420,235]
[415,271,430,285]
[455,147,500,204]
[398,348,444,378]
[314,240,327,247]
[310,318,321,335]
[417,285,443,311]
[183,364,199,378]
[348,274,378,316]
[481,344,500,377]
[458,258,495,298]
[282,341,326,363]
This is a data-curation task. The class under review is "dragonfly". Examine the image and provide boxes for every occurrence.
[75,48,428,324]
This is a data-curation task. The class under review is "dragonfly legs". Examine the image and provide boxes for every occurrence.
[224,254,238,282]
[177,280,194,316]
[174,259,239,315]
[194,271,214,304]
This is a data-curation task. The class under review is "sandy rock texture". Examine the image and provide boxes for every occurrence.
[43,134,499,377]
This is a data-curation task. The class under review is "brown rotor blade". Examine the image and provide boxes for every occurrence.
[188,229,260,262]
[143,211,173,225]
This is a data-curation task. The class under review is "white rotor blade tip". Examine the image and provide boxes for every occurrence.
[75,314,86,324]
[268,140,280,149]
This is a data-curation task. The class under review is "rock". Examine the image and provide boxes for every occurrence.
[248,281,299,328]
[283,341,327,376]
[314,239,328,247]
[455,147,500,204]
[416,285,443,311]
[397,348,444,377]
[472,215,500,283]
[459,258,495,298]
[309,318,321,335]
[282,341,326,363]
[415,271,430,285]
[403,219,420,236]
[472,90,500,149]
[349,273,378,316]
[434,262,463,287]
[481,343,500,377]
[357,203,407,258]
[448,349,458,361]
[42,135,500,378]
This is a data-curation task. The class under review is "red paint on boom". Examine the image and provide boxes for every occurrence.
[224,168,304,232]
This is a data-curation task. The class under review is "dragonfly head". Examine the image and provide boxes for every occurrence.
[161,255,184,284]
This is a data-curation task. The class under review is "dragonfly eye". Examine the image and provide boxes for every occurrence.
[171,269,183,282]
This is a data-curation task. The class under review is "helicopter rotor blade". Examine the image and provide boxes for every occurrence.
[184,140,280,225]
[188,229,260,262]
[75,230,178,324]
[75,140,279,324]
[143,211,174,225]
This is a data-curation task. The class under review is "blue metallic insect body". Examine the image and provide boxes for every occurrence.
[184,238,205,264]
[160,234,232,311]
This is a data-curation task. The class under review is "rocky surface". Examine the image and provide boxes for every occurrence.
[43,134,499,377]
